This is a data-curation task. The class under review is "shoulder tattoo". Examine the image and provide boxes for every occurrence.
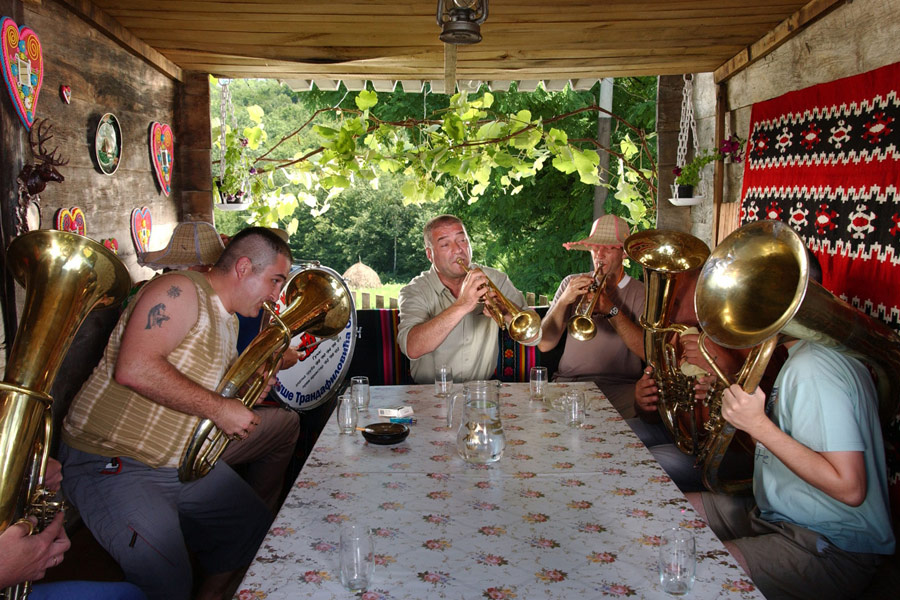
[167,285,181,298]
[145,303,170,329]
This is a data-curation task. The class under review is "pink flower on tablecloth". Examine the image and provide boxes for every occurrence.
[548,445,568,452]
[606,415,623,422]
[523,512,549,523]
[580,423,597,430]
[432,425,451,432]
[612,488,636,496]
[423,513,451,525]
[475,552,509,566]
[505,424,524,431]
[430,454,452,462]
[603,468,625,475]
[427,471,450,480]
[541,418,555,423]
[600,583,636,596]
[383,481,406,490]
[560,479,585,487]
[483,586,517,599]
[301,570,331,584]
[541,432,560,438]
[373,553,396,566]
[586,436,606,443]
[468,463,491,470]
[567,499,593,509]
[331,491,353,500]
[528,536,560,549]
[390,446,411,454]
[388,462,410,469]
[514,471,536,479]
[427,490,451,500]
[592,451,614,459]
[504,413,519,419]
[639,535,663,546]
[625,441,644,448]
[507,438,526,446]
[553,462,575,469]
[311,540,337,553]
[294,479,318,488]
[510,453,532,461]
[535,568,567,582]
[680,519,707,530]
[430,440,454,447]
[423,538,451,550]
[520,489,544,498]
[723,579,756,592]
[360,591,389,600]
[474,480,492,489]
[379,501,403,510]
[372,527,399,538]
[626,509,651,518]
[473,501,500,511]
[648,475,671,483]
[406,388,424,394]
[588,551,617,563]
[418,570,451,585]
[237,589,266,600]
[577,522,607,534]
[339,472,363,478]
[324,513,349,524]
[502,401,515,407]
[269,526,295,536]
[478,525,507,536]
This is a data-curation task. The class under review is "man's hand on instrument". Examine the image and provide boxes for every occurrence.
[681,333,716,374]
[634,367,660,420]
[0,511,70,588]
[457,267,489,312]
[693,375,716,401]
[721,383,768,436]
[559,274,593,306]
[213,397,259,441]
[280,346,301,371]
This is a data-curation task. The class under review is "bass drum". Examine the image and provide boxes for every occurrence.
[272,262,357,411]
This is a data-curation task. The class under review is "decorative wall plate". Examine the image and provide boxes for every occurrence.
[95,113,122,175]
[60,84,71,104]
[0,17,43,130]
[55,206,86,235]
[103,238,119,254]
[131,206,152,254]
[149,122,174,196]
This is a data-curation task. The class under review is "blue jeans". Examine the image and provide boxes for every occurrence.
[625,418,704,492]
[31,581,146,600]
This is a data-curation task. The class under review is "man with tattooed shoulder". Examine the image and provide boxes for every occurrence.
[60,227,292,600]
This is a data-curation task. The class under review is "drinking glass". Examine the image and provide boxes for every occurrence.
[565,390,586,427]
[658,527,696,595]
[336,393,358,434]
[339,523,374,592]
[434,364,453,398]
[529,366,548,401]
[351,376,370,412]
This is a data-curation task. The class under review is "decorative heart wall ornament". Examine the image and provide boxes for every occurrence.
[60,84,70,104]
[131,206,152,254]
[149,122,174,196]
[55,206,86,236]
[1,17,43,130]
[103,238,119,254]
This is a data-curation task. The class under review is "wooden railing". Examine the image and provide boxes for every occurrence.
[350,291,550,310]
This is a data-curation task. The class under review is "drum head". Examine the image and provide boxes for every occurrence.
[273,264,357,411]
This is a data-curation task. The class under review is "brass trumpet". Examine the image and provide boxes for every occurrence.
[456,258,541,343]
[566,263,609,342]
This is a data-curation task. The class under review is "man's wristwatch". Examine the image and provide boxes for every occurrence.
[601,306,619,319]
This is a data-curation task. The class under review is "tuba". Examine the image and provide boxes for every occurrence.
[456,258,541,343]
[694,220,900,493]
[566,263,608,342]
[1,230,130,600]
[624,229,712,454]
[178,267,352,482]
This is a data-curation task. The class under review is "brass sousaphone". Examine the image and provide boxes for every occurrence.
[1,230,130,600]
[694,220,900,493]
[178,267,352,482]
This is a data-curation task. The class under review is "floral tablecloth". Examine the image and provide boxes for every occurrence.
[237,383,761,599]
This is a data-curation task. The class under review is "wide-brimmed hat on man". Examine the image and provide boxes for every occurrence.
[139,221,225,270]
[562,215,631,251]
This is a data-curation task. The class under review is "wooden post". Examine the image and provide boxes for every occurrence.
[375,295,384,309]
[361,292,371,310]
[389,297,398,309]
[712,82,727,246]
[525,292,535,307]
[177,71,213,222]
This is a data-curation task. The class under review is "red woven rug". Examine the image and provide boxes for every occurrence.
[739,61,900,514]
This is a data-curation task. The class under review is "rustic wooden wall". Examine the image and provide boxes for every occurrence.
[692,0,900,245]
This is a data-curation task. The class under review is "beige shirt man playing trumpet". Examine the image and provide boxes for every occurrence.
[398,214,541,384]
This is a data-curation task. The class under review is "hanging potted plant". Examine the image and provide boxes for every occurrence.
[211,77,267,208]
[672,133,745,198]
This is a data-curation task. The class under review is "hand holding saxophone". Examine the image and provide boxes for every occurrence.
[212,397,258,441]
[0,511,70,588]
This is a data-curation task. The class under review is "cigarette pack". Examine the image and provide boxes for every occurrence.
[377,405,414,418]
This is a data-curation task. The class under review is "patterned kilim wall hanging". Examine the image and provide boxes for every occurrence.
[738,60,900,513]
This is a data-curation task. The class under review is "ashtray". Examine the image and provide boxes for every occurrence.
[360,422,410,445]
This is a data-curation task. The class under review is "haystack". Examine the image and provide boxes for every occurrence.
[342,261,382,290]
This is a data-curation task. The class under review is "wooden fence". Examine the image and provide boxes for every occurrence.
[351,291,550,310]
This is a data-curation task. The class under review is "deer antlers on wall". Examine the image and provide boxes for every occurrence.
[16,118,68,235]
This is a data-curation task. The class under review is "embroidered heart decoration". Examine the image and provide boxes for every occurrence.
[103,238,118,254]
[55,206,86,236]
[131,207,152,254]
[60,84,70,104]
[1,18,43,130]
[149,122,174,196]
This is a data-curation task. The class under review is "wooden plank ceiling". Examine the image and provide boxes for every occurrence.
[74,0,814,88]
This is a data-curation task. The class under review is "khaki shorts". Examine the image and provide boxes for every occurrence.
[701,492,882,600]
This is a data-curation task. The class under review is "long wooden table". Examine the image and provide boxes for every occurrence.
[236,383,763,599]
